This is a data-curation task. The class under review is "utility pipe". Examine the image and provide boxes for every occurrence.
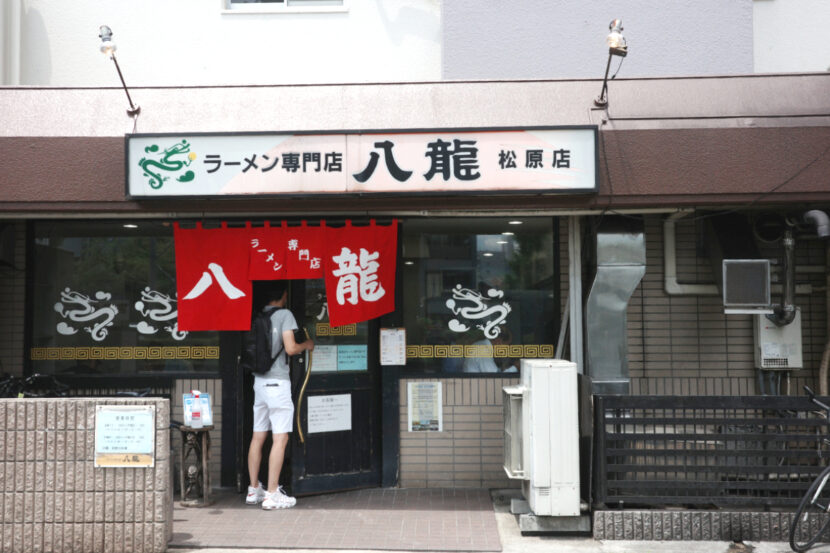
[821,240,830,395]
[1,0,21,85]
[664,214,815,296]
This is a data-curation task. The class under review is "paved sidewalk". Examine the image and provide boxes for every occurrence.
[168,488,812,553]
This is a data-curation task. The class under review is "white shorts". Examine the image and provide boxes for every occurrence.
[252,379,294,434]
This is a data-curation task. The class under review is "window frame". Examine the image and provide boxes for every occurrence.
[24,220,223,382]
[222,0,348,15]
[394,216,561,378]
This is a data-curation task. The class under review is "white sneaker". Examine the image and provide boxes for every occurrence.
[246,482,266,504]
[262,486,296,510]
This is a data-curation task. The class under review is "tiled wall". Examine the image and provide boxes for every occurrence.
[625,215,828,395]
[0,398,171,553]
[399,377,520,489]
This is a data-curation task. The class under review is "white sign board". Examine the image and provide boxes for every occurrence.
[380,327,406,366]
[127,127,598,198]
[308,394,352,434]
[408,382,442,432]
[94,405,155,467]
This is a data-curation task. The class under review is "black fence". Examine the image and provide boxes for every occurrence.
[594,395,830,508]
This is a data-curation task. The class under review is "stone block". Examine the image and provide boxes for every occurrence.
[84,461,96,491]
[92,491,105,522]
[152,492,166,523]
[85,431,96,462]
[16,432,26,462]
[32,491,44,523]
[72,523,85,551]
[94,468,105,492]
[114,489,125,523]
[104,521,115,553]
[152,465,167,491]
[132,491,143,523]
[46,402,57,431]
[93,522,105,553]
[13,522,22,553]
[42,521,54,552]
[35,402,46,431]
[82,491,96,523]
[102,490,114,523]
[21,522,33,553]
[24,401,37,430]
[152,522,166,553]
[45,432,55,461]
[2,523,13,553]
[143,491,154,523]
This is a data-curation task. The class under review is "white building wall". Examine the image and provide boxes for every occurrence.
[753,0,830,73]
[442,0,755,80]
[8,0,440,86]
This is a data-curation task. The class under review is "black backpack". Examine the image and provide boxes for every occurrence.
[240,306,285,375]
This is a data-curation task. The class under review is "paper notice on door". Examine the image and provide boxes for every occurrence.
[380,327,406,366]
[308,394,352,434]
[407,382,442,432]
[312,345,338,372]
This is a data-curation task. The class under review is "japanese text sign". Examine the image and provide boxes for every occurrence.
[127,127,597,198]
[175,222,253,331]
[94,405,155,467]
[175,220,397,330]
[323,221,397,327]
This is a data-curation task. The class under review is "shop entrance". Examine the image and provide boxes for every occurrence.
[237,279,382,496]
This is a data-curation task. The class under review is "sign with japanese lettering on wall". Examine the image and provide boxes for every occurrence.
[94,405,155,467]
[174,219,397,330]
[126,127,598,198]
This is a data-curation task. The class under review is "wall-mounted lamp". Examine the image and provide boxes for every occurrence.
[98,25,140,118]
[594,19,628,108]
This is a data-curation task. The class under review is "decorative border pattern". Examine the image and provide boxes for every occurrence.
[316,323,357,336]
[30,346,220,361]
[405,344,554,359]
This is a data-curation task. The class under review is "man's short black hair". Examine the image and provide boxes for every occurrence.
[263,281,288,303]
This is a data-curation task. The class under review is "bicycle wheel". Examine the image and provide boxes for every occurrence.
[791,464,830,552]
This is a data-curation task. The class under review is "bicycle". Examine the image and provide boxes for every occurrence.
[790,386,830,552]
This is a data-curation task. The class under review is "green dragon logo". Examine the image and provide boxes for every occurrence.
[138,139,196,189]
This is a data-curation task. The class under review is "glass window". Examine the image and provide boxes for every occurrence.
[30,221,219,377]
[401,218,558,375]
[303,278,369,373]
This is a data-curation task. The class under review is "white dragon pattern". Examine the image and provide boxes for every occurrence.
[131,287,187,341]
[54,288,119,342]
[445,284,511,339]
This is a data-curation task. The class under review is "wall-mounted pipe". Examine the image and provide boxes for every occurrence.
[768,230,796,326]
[805,210,830,238]
[0,0,21,85]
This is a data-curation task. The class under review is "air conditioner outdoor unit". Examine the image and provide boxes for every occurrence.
[503,359,580,517]
[754,307,803,370]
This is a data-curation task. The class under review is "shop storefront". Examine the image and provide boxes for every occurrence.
[3,74,830,497]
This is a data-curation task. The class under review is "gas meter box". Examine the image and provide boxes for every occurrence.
[502,359,580,517]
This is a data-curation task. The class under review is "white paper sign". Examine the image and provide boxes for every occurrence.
[94,405,155,467]
[312,345,338,372]
[408,382,442,432]
[308,394,351,434]
[380,328,406,366]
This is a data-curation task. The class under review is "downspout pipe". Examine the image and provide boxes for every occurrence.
[768,230,796,327]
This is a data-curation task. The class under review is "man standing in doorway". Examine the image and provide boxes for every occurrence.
[246,281,314,510]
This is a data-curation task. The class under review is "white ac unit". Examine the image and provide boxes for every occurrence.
[754,308,803,370]
[502,359,580,517]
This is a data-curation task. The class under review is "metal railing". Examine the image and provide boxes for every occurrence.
[594,394,830,508]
